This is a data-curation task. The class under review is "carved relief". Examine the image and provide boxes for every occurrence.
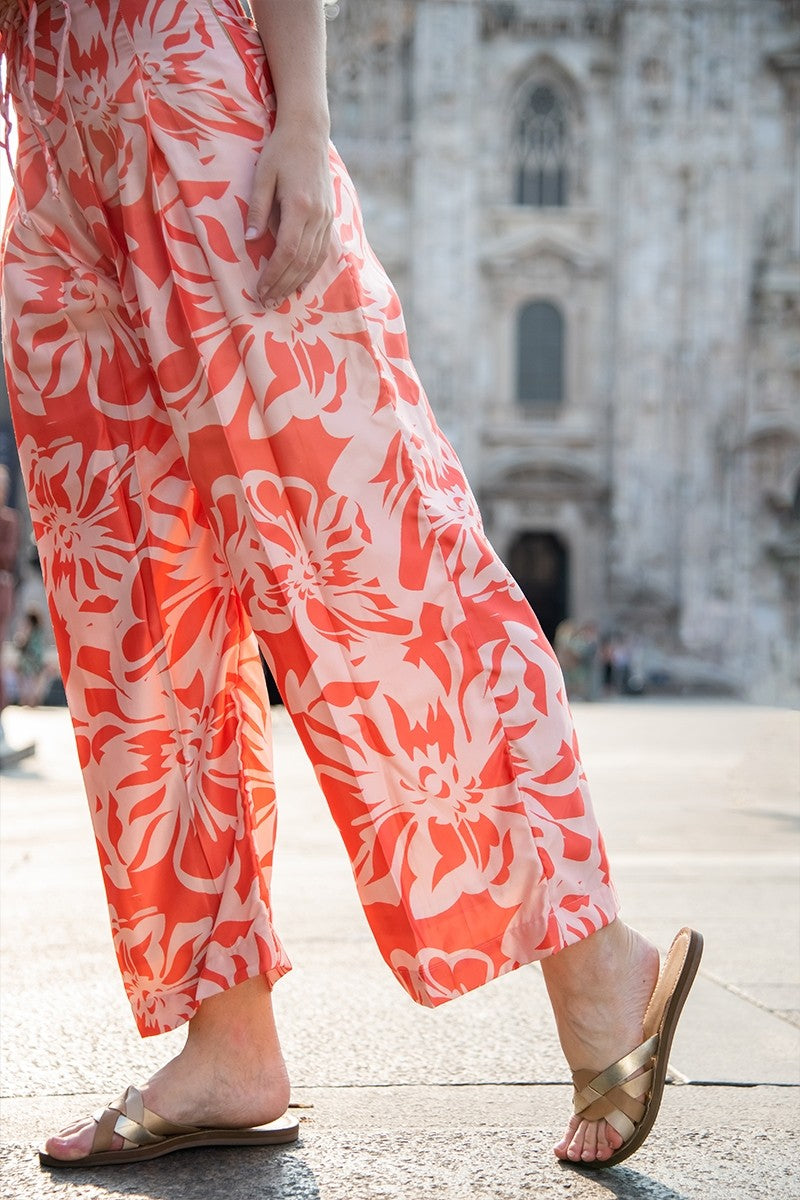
[506,56,588,204]
[638,54,672,113]
[482,0,620,41]
[325,0,414,148]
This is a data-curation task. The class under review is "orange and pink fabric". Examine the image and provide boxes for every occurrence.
[0,0,618,1036]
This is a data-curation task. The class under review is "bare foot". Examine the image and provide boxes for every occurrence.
[541,919,660,1165]
[43,976,291,1162]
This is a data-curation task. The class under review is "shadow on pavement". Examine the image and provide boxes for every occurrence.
[37,1145,320,1200]
[566,1162,691,1200]
[30,1141,694,1200]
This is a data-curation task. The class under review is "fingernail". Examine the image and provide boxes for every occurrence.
[246,225,259,240]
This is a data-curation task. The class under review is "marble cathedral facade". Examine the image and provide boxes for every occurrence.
[324,0,800,704]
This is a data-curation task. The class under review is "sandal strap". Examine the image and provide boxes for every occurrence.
[573,1066,653,1141]
[580,1033,658,1100]
[571,1033,660,1143]
[90,1085,202,1154]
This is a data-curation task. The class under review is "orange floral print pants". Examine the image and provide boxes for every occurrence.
[1,0,618,1035]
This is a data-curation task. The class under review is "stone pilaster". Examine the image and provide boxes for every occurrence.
[408,0,481,473]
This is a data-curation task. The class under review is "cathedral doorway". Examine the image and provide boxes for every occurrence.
[507,531,569,644]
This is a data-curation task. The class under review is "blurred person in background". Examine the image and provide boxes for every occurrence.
[0,461,19,758]
[12,607,48,705]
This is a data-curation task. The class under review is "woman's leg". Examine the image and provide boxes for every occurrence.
[2,221,291,1032]
[43,977,290,1161]
[543,921,660,1162]
[2,197,293,1153]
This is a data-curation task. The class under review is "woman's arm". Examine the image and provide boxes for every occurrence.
[246,0,335,306]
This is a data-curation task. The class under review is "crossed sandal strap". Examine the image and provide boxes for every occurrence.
[571,1033,659,1143]
[90,1085,202,1154]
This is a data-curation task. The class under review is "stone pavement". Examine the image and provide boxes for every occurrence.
[1,700,798,1200]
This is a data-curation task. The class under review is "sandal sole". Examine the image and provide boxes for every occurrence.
[39,1112,299,1168]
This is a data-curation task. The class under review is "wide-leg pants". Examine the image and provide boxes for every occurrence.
[1,0,618,1036]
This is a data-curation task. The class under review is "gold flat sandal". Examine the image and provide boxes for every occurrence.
[567,926,704,1170]
[39,1085,299,1168]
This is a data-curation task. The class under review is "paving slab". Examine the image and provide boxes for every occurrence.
[1,700,799,1199]
[1,1087,797,1200]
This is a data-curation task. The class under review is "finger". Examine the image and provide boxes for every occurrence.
[246,157,278,241]
[262,209,333,304]
[259,214,316,303]
[259,233,311,303]
[293,223,329,295]
[263,183,332,284]
[302,215,335,289]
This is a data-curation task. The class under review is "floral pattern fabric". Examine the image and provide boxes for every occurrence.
[0,0,617,1036]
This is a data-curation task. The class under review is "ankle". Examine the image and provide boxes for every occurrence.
[143,1042,291,1130]
[185,976,284,1058]
[542,920,632,990]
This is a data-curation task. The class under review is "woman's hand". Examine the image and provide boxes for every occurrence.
[245,120,335,308]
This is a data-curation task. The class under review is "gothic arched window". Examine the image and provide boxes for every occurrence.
[517,301,564,410]
[514,84,570,206]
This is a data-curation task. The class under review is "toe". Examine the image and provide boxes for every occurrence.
[44,1126,92,1161]
[565,1118,587,1162]
[594,1119,611,1161]
[596,1119,624,1162]
[607,1121,624,1152]
[553,1113,580,1160]
[44,1117,107,1161]
[580,1120,599,1162]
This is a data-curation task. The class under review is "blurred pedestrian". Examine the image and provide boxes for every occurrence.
[0,462,20,757]
[13,608,49,705]
[573,621,600,701]
[601,631,633,696]
[555,619,599,701]
[554,618,580,692]
[1,0,700,1174]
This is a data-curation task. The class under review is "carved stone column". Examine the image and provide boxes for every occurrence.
[408,0,481,474]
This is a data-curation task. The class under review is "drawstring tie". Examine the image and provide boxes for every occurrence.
[1,0,71,225]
